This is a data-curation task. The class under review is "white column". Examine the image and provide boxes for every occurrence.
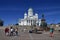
[31,20,32,26]
[28,20,29,25]
[31,20,33,26]
[30,20,31,26]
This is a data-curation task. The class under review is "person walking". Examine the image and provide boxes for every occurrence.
[10,27,14,36]
[15,27,18,36]
[5,27,9,36]
[50,28,54,37]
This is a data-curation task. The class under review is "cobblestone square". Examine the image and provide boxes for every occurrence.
[0,27,60,40]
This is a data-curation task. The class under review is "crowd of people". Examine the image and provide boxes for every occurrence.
[5,27,18,36]
[4,26,54,37]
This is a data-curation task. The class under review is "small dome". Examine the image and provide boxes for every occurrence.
[24,12,27,15]
[28,8,33,12]
[35,13,38,16]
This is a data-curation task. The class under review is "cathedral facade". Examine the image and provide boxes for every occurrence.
[18,8,41,26]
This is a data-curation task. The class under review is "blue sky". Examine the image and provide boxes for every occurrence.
[0,0,60,26]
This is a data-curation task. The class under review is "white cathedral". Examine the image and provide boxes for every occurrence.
[18,8,41,26]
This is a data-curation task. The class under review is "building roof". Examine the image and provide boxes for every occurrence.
[28,8,33,12]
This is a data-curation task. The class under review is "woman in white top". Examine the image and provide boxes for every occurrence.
[10,27,14,36]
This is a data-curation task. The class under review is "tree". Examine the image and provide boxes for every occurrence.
[58,23,60,24]
[0,19,4,26]
[58,23,60,27]
[15,23,18,25]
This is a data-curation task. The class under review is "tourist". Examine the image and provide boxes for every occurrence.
[13,28,16,36]
[24,28,27,32]
[15,27,18,36]
[5,27,9,36]
[10,27,14,36]
[50,28,54,37]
